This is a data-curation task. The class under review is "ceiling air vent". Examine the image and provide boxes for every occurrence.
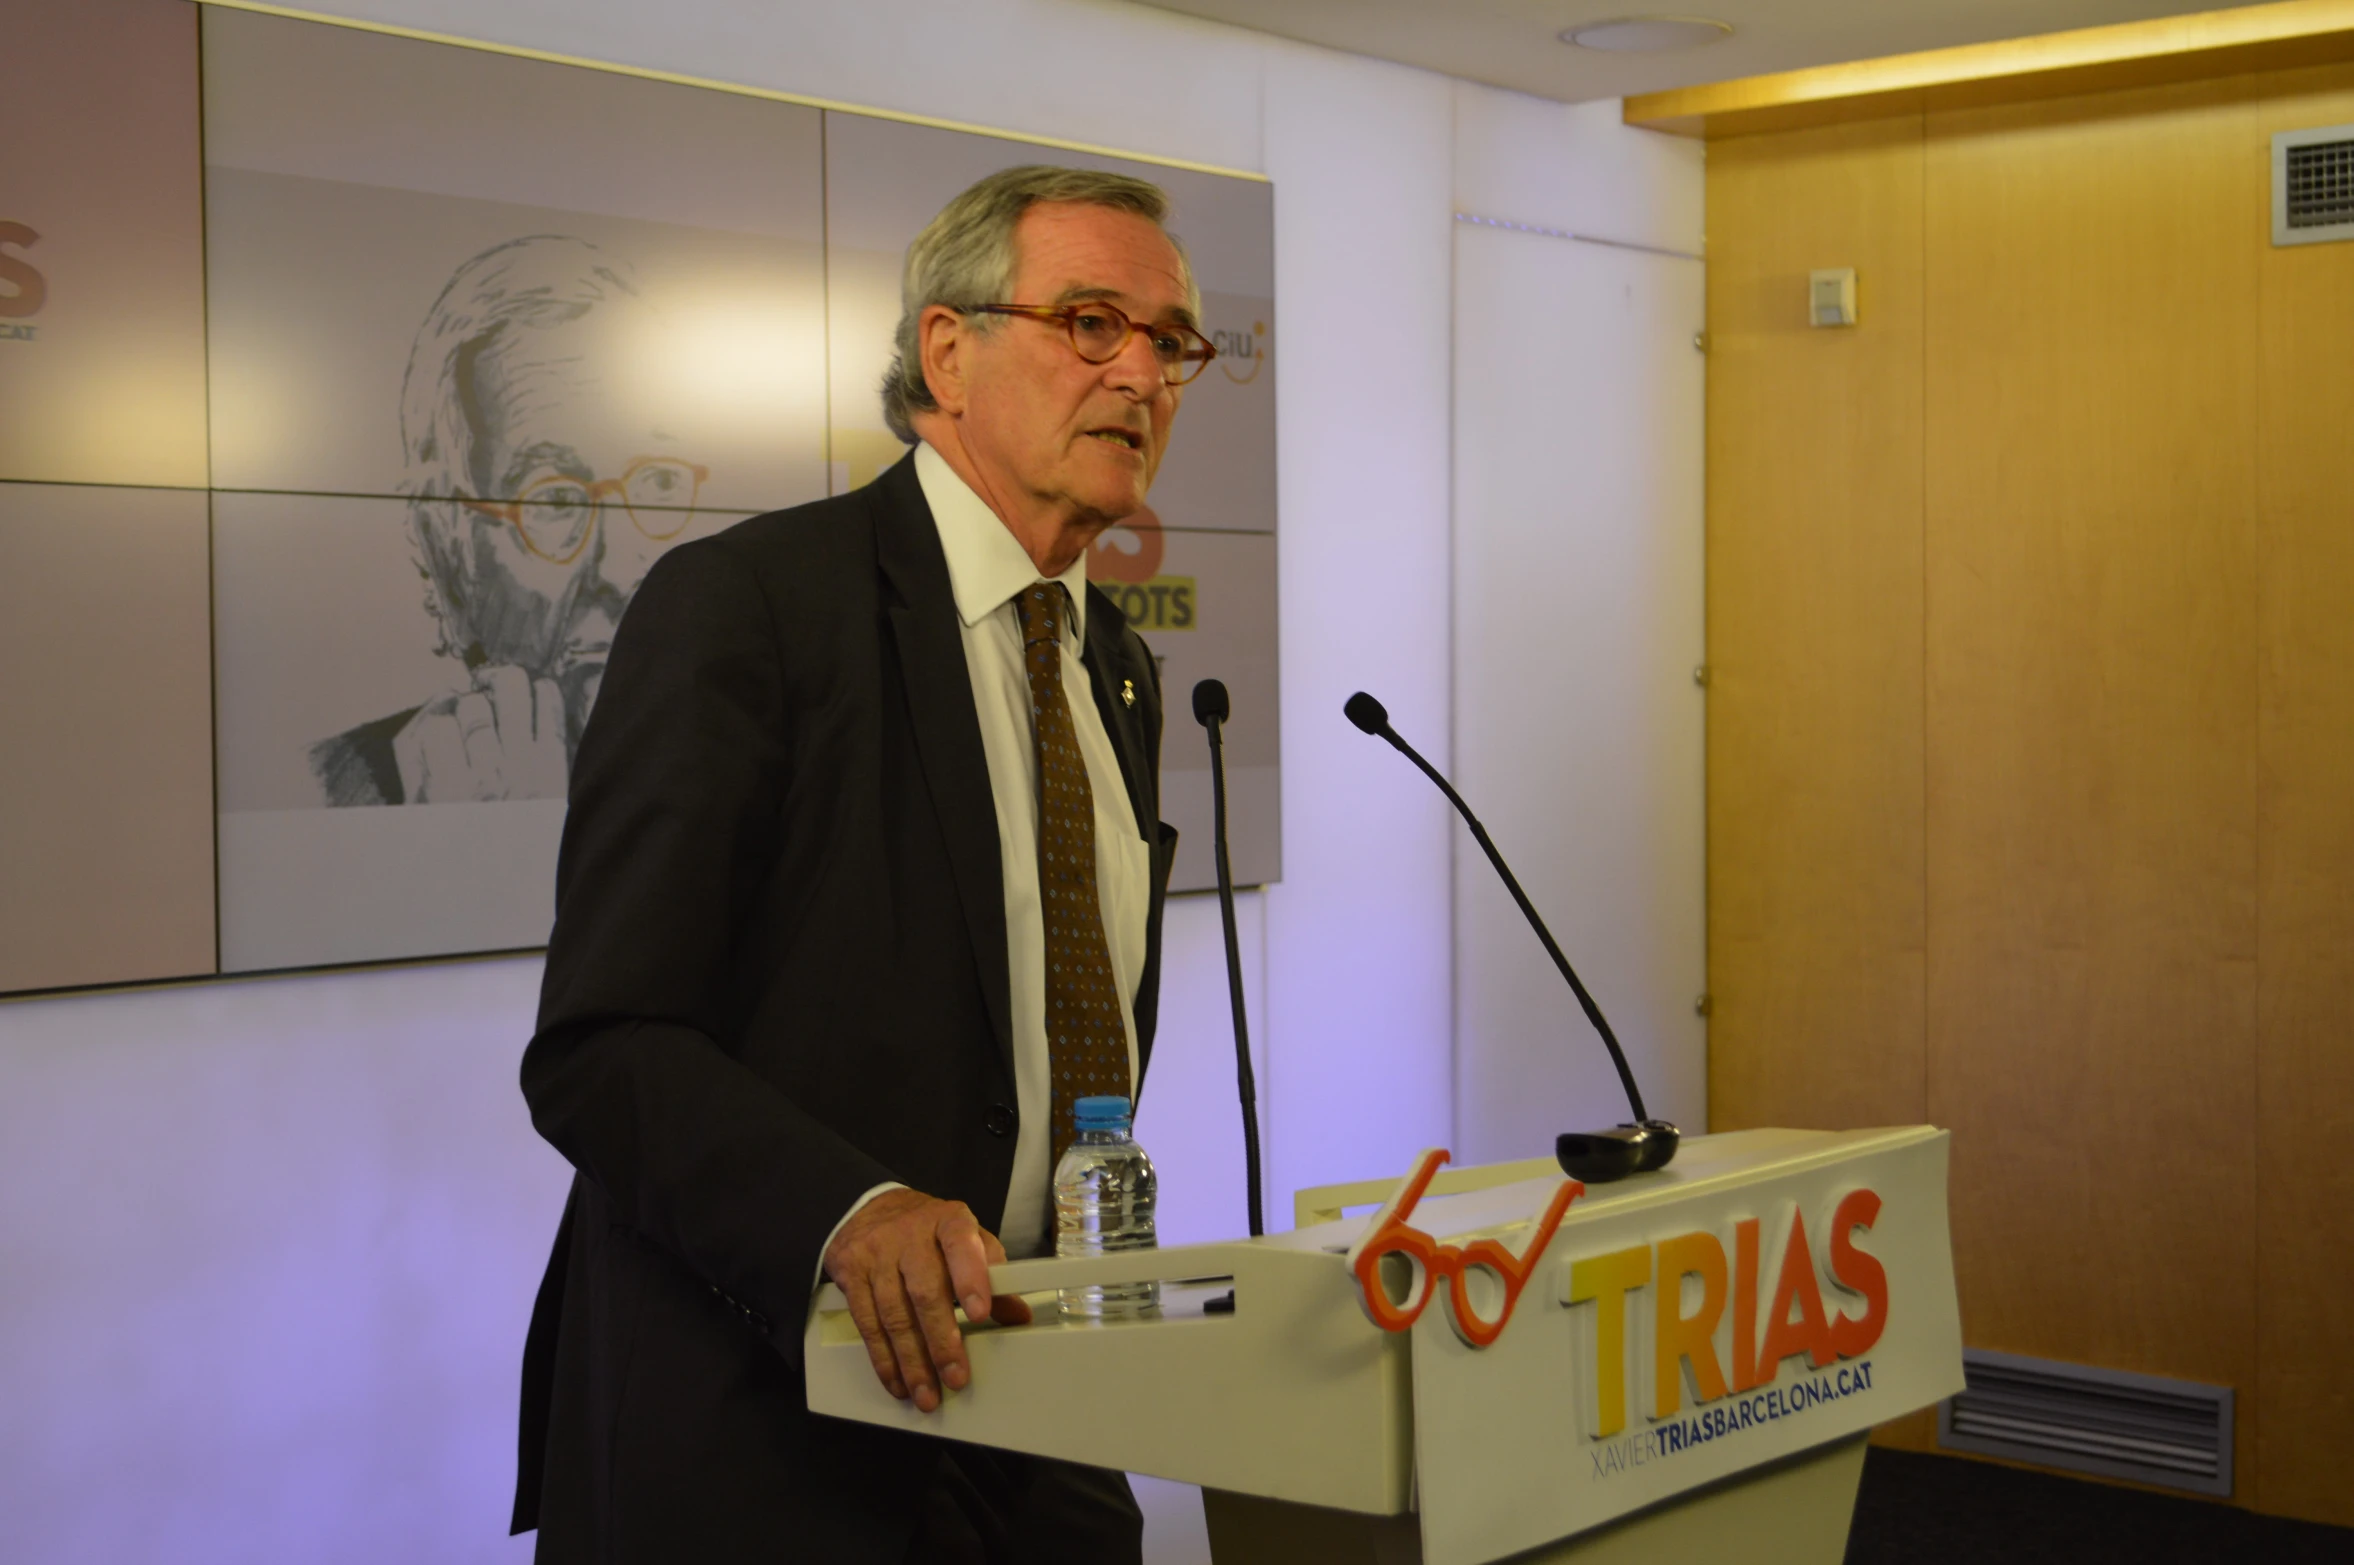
[2274,125,2354,245]
[1937,1349,2233,1497]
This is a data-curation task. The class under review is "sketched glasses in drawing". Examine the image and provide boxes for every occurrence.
[456,455,710,564]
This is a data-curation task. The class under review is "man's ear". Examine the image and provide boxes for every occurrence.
[917,304,970,417]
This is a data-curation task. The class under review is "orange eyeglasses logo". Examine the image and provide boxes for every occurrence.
[1346,1148,1584,1348]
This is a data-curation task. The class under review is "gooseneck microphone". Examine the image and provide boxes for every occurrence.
[1342,691,1679,1184]
[1194,678,1266,1237]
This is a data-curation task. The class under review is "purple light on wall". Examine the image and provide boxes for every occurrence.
[1259,53,1460,1208]
[0,958,562,1564]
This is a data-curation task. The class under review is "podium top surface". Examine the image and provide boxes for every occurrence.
[1277,1125,1941,1254]
[803,1126,1937,1315]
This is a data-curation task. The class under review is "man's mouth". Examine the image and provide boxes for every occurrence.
[1085,428,1143,451]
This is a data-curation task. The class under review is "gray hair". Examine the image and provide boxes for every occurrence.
[400,235,642,498]
[879,164,1198,442]
[398,235,643,659]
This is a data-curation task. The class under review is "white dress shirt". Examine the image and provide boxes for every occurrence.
[817,443,1151,1279]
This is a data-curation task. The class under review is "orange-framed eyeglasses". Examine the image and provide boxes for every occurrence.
[966,301,1218,385]
[457,455,710,565]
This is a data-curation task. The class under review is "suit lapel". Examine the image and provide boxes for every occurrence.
[1083,585,1174,1084]
[1082,585,1155,845]
[873,456,1015,1082]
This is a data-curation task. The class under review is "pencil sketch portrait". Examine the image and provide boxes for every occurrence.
[308,235,706,806]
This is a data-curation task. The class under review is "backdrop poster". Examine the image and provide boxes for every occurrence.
[0,484,216,993]
[0,0,208,489]
[824,112,1281,891]
[201,9,827,970]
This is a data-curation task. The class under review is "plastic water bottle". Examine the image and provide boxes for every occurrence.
[1053,1095,1160,1321]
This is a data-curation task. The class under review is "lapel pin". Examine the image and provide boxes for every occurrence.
[1122,679,1136,708]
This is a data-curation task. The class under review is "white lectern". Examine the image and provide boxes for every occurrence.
[807,1126,1964,1565]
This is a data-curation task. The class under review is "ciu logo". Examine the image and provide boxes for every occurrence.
[1210,320,1267,384]
[1348,1150,1890,1438]
[0,223,47,329]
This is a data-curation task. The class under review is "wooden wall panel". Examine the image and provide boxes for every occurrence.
[1710,53,2354,1522]
[1921,79,2264,1497]
[1705,118,1928,1138]
[2252,64,2354,1531]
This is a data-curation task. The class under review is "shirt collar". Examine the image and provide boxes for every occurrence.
[914,440,1088,638]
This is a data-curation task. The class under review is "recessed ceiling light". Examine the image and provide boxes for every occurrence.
[1561,17,1734,53]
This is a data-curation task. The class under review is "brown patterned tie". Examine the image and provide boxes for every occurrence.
[1016,582,1132,1165]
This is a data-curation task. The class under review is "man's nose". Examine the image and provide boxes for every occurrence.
[1101,329,1166,396]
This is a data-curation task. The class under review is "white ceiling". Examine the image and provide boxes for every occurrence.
[1126,0,2283,104]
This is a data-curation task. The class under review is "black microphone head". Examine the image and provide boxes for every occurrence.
[1192,678,1230,727]
[1343,691,1389,735]
[1556,1122,1682,1183]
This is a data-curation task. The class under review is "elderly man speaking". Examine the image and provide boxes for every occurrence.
[510,165,1211,1562]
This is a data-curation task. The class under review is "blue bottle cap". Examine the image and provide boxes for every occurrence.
[1073,1095,1133,1133]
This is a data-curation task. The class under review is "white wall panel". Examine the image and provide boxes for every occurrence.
[1258,46,1460,1203]
[1450,84,1705,255]
[1449,215,1708,1163]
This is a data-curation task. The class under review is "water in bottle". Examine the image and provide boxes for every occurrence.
[1053,1094,1160,1321]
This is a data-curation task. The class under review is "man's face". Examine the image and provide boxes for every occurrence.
[953,202,1193,526]
[433,303,686,737]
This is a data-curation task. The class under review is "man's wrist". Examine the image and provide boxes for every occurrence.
[815,1182,908,1292]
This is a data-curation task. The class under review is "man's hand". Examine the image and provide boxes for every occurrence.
[822,1189,1033,1412]
[393,665,570,803]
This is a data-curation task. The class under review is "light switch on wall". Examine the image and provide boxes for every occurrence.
[1809,267,1858,327]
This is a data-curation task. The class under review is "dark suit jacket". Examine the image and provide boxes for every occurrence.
[512,452,1177,1562]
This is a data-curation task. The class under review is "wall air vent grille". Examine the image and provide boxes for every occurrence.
[1938,1349,2233,1497]
[2273,126,2354,245]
